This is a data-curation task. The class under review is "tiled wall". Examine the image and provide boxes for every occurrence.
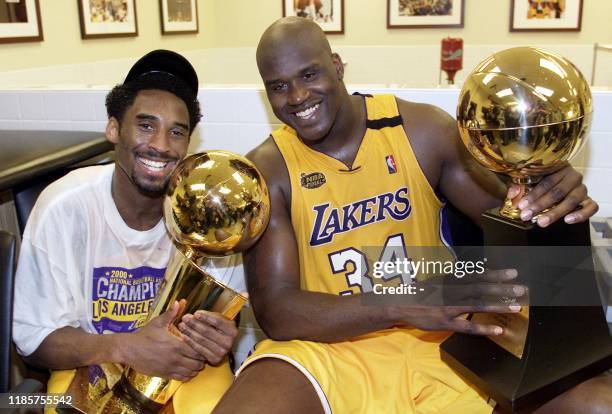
[0,90,109,132]
[1,86,611,367]
[2,44,611,89]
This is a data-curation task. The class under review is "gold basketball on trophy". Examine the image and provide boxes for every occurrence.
[456,46,592,219]
[165,151,271,257]
[95,151,270,414]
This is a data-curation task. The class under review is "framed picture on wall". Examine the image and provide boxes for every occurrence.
[282,0,344,34]
[387,0,464,28]
[78,0,138,39]
[510,0,583,32]
[159,0,198,34]
[0,0,43,44]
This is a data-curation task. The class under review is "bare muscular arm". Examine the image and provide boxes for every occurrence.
[24,326,125,370]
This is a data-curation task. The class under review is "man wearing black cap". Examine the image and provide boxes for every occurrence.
[12,50,240,413]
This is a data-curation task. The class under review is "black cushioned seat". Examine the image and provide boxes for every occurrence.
[0,230,16,393]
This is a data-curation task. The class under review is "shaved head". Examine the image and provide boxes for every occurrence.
[256,17,332,75]
[256,17,350,144]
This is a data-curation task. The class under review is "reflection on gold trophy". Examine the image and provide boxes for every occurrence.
[70,151,270,413]
[456,47,592,358]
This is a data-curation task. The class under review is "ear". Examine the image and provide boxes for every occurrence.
[106,117,120,144]
[331,52,344,81]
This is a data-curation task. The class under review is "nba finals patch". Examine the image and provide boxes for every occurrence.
[301,172,326,189]
[385,155,397,174]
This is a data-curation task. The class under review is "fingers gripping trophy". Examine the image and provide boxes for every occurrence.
[98,151,270,413]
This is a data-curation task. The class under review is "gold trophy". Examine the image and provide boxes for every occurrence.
[440,47,612,413]
[66,151,270,413]
[457,46,592,358]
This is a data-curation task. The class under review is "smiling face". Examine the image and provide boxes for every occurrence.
[107,89,190,197]
[257,20,345,144]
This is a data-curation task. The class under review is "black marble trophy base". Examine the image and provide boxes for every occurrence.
[440,208,612,413]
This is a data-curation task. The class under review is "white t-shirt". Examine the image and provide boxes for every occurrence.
[13,164,245,356]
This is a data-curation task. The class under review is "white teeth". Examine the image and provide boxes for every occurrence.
[138,157,168,171]
[296,103,319,119]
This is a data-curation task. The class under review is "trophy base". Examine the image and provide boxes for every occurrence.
[57,374,166,414]
[97,375,165,414]
[440,209,612,413]
[97,395,142,414]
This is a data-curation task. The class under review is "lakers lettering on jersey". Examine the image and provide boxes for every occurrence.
[309,186,412,246]
[272,94,452,296]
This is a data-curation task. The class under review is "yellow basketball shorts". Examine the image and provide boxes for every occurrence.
[45,361,233,414]
[236,328,493,414]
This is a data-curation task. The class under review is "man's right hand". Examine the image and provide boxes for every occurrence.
[118,301,205,381]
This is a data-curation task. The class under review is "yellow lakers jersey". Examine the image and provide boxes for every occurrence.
[272,94,450,296]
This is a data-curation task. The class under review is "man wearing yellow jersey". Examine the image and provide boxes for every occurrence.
[213,18,611,414]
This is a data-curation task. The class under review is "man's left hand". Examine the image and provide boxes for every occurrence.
[177,311,239,366]
[508,163,598,227]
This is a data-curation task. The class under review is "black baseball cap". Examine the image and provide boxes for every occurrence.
[124,49,198,97]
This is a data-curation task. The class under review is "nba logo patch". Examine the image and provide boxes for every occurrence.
[385,155,397,174]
